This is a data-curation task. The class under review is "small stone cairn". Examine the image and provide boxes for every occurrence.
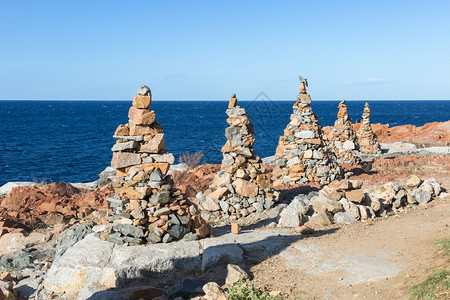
[103,85,210,245]
[357,102,381,154]
[330,100,362,164]
[273,77,342,185]
[198,94,280,222]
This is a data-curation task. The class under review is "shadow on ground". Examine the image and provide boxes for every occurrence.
[86,227,339,300]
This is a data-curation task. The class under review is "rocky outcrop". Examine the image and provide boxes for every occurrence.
[198,94,280,222]
[0,183,112,231]
[356,102,382,154]
[374,120,450,146]
[323,120,450,147]
[330,100,362,164]
[273,77,342,185]
[104,85,210,245]
[37,227,294,299]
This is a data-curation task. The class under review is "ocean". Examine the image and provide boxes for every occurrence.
[1,100,449,186]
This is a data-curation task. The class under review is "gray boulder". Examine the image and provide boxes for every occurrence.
[226,264,249,285]
[278,198,309,228]
[419,178,442,197]
[409,188,432,204]
[295,130,315,139]
[333,212,356,224]
[54,224,93,258]
[137,85,151,96]
[39,234,201,299]
[311,195,343,214]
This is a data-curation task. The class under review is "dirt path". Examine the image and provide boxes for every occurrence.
[250,198,450,299]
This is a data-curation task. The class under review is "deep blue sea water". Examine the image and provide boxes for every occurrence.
[1,100,449,186]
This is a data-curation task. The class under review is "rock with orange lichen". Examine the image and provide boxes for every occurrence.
[0,183,112,233]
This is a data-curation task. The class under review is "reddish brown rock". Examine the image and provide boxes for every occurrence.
[231,223,241,234]
[228,94,237,108]
[208,187,229,201]
[232,179,258,198]
[129,123,152,136]
[345,189,365,203]
[111,152,142,169]
[132,95,151,109]
[226,115,250,126]
[128,106,156,125]
[329,179,351,191]
[306,209,333,229]
[114,124,129,136]
[139,133,165,153]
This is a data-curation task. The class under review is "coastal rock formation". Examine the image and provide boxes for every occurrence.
[323,120,450,148]
[105,85,210,245]
[0,183,111,232]
[273,77,342,185]
[330,100,362,164]
[198,94,280,222]
[356,103,382,154]
[369,120,450,146]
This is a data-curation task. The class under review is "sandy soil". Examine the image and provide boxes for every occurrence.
[250,197,450,299]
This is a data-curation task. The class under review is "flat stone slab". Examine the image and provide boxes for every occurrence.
[38,228,295,298]
[38,226,403,298]
[280,243,400,285]
[381,142,450,155]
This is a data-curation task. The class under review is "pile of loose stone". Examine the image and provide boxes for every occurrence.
[278,175,445,228]
[357,102,382,154]
[330,100,362,164]
[273,79,342,186]
[103,85,210,245]
[198,94,280,223]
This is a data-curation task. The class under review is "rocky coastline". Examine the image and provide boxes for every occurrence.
[1,93,449,300]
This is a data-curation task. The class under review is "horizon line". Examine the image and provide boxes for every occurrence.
[1,99,450,102]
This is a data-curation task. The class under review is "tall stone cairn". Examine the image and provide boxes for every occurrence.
[330,100,362,164]
[357,102,381,154]
[273,78,342,185]
[198,94,280,222]
[104,85,210,245]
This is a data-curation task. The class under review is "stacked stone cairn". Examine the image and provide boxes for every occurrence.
[357,102,381,154]
[273,77,342,185]
[103,85,210,245]
[198,94,280,222]
[330,100,362,164]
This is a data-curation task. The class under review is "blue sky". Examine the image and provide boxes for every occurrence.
[1,1,449,100]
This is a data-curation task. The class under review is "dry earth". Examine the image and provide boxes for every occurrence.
[249,197,450,299]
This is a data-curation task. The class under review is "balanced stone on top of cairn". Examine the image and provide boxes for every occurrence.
[357,102,381,154]
[273,76,342,185]
[198,94,279,223]
[104,85,210,245]
[330,100,362,164]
